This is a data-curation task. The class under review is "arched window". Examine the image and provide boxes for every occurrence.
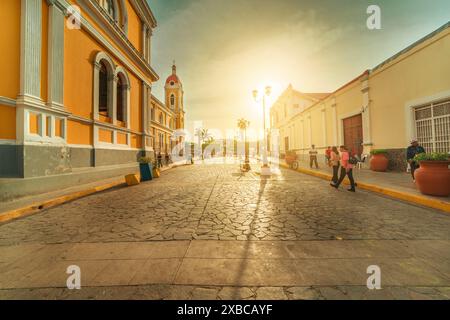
[116,76,124,122]
[170,94,175,109]
[99,61,108,115]
[114,67,130,126]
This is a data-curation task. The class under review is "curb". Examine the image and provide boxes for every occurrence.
[0,180,126,224]
[0,163,188,224]
[280,163,450,213]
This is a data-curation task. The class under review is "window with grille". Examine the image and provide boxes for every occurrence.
[415,100,450,153]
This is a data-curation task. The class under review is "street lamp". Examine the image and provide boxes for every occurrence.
[253,86,272,174]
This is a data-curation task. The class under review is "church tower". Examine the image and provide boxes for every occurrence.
[165,62,185,131]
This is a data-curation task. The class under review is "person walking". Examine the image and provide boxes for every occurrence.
[165,152,171,165]
[325,146,332,166]
[331,145,356,192]
[329,146,340,185]
[309,144,319,169]
[157,152,163,168]
[407,139,425,182]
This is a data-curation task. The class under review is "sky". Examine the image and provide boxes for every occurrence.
[147,0,450,139]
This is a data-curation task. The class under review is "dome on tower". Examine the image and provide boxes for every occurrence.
[165,62,181,86]
[165,74,180,85]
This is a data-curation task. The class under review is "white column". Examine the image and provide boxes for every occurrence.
[321,105,327,147]
[47,2,65,109]
[361,77,372,145]
[300,119,304,150]
[147,29,152,64]
[125,84,131,130]
[142,82,151,149]
[93,62,101,121]
[307,115,312,147]
[111,75,118,125]
[19,0,42,99]
[142,24,148,60]
[331,98,338,146]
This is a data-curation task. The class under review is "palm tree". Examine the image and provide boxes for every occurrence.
[195,128,212,160]
[237,119,251,171]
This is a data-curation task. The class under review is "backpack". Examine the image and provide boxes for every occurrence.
[348,153,359,165]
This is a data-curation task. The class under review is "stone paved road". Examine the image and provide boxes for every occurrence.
[0,162,449,244]
[0,162,449,300]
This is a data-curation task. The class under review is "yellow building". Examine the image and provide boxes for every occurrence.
[149,65,185,158]
[271,22,450,170]
[0,0,183,199]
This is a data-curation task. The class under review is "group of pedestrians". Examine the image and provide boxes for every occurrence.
[156,152,172,168]
[328,145,357,192]
[307,139,428,193]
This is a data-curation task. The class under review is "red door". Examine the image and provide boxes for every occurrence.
[343,114,363,157]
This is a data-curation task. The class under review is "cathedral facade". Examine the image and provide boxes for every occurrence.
[0,0,185,200]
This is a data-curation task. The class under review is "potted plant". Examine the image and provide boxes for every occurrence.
[370,149,389,172]
[414,152,450,197]
[138,156,153,182]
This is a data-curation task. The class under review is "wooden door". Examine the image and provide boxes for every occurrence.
[343,114,363,156]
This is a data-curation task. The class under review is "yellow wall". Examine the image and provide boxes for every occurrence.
[99,128,113,143]
[276,28,450,156]
[0,105,16,140]
[129,75,142,131]
[64,27,101,119]
[370,31,450,149]
[29,113,40,135]
[125,0,143,53]
[117,132,127,145]
[0,0,21,99]
[55,118,63,138]
[130,133,141,148]
[67,120,92,145]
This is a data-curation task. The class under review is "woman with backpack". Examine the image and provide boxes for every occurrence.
[331,145,357,192]
[329,146,340,185]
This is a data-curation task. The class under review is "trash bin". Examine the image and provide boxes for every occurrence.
[139,162,153,181]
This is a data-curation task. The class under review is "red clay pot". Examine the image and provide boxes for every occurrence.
[370,154,389,172]
[414,161,450,197]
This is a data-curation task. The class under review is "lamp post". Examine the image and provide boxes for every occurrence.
[253,86,271,173]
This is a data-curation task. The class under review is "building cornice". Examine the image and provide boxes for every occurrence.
[130,0,157,28]
[67,0,159,82]
[151,121,174,134]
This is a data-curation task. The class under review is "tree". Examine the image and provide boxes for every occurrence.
[195,128,212,160]
[237,118,251,171]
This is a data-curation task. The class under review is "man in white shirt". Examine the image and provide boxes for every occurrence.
[309,144,319,169]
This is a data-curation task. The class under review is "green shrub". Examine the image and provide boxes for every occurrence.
[414,152,450,162]
[138,156,153,164]
[370,149,388,155]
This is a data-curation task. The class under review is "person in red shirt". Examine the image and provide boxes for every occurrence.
[325,146,332,166]
[331,145,356,192]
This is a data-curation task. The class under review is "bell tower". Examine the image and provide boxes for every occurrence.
[165,62,185,130]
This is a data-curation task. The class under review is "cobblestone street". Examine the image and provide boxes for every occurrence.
[0,162,449,299]
[1,162,449,244]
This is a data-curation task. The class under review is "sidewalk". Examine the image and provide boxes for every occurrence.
[1,239,449,299]
[278,158,450,213]
[0,161,187,223]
